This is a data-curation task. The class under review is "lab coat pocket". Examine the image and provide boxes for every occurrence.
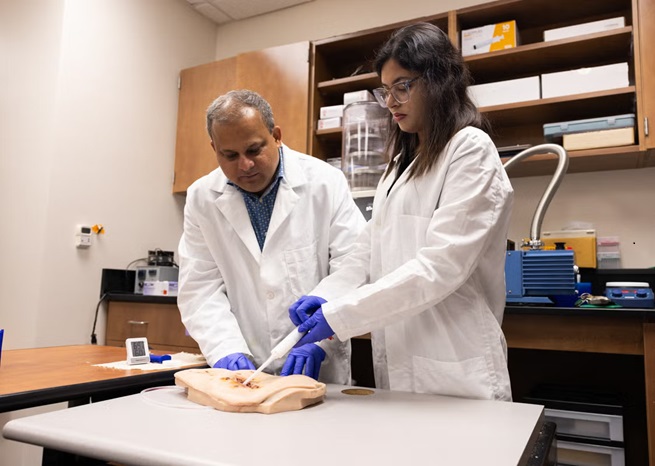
[284,241,320,298]
[412,355,493,400]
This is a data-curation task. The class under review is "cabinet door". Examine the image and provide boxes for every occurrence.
[173,58,237,193]
[173,42,310,193]
[237,41,309,153]
[637,0,655,150]
[105,301,200,353]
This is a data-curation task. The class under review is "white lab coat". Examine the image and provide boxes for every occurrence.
[178,146,366,384]
[311,127,514,400]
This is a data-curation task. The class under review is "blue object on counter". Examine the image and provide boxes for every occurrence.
[605,282,655,309]
[149,354,171,364]
[0,328,4,366]
[552,282,592,307]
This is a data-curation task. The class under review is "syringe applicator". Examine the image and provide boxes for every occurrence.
[242,328,304,386]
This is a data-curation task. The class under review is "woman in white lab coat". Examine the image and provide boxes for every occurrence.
[290,23,514,400]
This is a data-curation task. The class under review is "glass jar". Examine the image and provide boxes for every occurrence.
[341,102,389,192]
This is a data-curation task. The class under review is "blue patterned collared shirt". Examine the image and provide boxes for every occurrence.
[228,148,285,251]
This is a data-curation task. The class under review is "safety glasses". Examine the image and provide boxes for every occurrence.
[372,77,420,108]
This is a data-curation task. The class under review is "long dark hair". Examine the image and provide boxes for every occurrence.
[374,22,488,179]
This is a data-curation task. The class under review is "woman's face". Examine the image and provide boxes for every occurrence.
[379,58,427,142]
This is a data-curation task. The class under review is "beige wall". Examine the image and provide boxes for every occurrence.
[1,0,216,352]
[213,0,655,267]
[0,0,216,464]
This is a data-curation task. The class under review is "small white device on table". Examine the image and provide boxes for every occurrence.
[125,337,150,365]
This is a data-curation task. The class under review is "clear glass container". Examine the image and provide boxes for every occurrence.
[341,102,389,192]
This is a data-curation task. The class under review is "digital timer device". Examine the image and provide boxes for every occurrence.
[126,337,151,365]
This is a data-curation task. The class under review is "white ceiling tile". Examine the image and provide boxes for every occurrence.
[207,0,313,20]
[192,2,233,24]
[186,0,314,25]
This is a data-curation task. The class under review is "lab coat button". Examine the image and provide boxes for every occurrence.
[266,291,275,300]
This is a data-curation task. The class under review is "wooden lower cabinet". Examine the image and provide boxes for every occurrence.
[105,301,200,354]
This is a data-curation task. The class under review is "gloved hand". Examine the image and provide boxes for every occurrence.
[213,352,255,370]
[289,295,327,326]
[280,343,326,380]
[294,309,335,347]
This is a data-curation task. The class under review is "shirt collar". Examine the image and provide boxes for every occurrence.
[227,146,285,199]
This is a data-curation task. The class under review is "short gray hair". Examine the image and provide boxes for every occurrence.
[206,90,275,139]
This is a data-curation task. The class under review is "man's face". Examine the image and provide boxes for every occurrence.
[210,108,282,194]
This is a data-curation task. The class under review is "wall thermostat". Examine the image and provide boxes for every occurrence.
[75,225,92,249]
[126,337,150,365]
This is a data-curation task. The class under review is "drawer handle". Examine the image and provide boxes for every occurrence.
[127,320,149,325]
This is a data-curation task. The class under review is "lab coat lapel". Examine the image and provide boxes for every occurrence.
[213,179,261,264]
[264,149,302,250]
[374,154,411,218]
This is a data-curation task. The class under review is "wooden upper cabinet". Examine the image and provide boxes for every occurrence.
[636,0,655,152]
[173,58,237,193]
[237,41,310,154]
[173,42,310,193]
[308,0,653,177]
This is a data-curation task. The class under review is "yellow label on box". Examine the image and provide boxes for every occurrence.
[461,20,517,56]
[541,231,597,268]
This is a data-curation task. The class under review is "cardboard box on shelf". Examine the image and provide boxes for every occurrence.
[468,76,540,107]
[563,127,635,151]
[541,63,629,99]
[319,104,344,119]
[343,90,375,106]
[317,117,342,130]
[544,17,625,42]
[542,229,597,268]
[461,20,518,57]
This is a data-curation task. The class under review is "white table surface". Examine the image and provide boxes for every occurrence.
[3,384,544,466]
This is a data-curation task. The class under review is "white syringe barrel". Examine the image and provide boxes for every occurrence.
[270,328,304,359]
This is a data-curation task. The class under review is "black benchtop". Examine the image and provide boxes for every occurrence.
[105,293,654,317]
[106,292,176,305]
[505,305,655,318]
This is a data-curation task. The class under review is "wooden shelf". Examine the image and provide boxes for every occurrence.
[502,145,643,177]
[465,28,633,83]
[481,87,636,127]
[317,72,379,96]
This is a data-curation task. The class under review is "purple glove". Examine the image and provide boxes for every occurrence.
[289,295,327,326]
[294,309,335,347]
[280,343,326,380]
[213,352,255,370]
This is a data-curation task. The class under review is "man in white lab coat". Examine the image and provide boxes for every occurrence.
[177,90,365,384]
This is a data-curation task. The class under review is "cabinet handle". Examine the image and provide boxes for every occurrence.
[127,320,149,325]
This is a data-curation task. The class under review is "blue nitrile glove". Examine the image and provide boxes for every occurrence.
[294,309,335,347]
[213,352,255,370]
[280,343,326,380]
[289,295,327,326]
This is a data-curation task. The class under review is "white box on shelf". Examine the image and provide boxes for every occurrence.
[319,104,344,119]
[541,63,629,99]
[544,17,625,42]
[468,76,540,107]
[317,117,342,130]
[343,90,375,106]
[461,20,518,57]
